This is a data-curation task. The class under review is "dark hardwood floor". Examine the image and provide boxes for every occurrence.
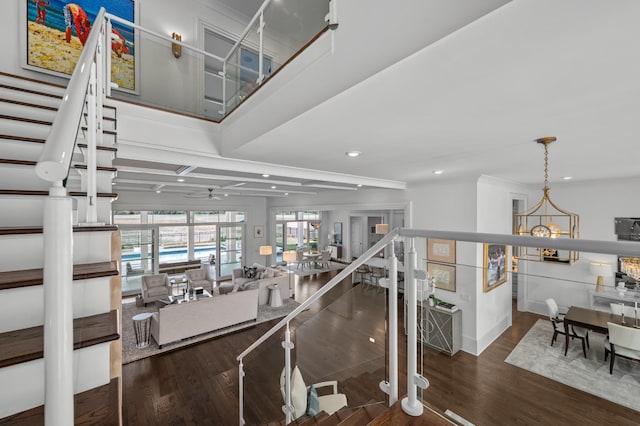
[122,272,640,425]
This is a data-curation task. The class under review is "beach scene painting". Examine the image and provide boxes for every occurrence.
[26,0,136,91]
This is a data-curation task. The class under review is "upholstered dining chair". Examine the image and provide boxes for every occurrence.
[545,298,590,358]
[604,322,640,374]
[319,250,331,269]
[296,249,309,270]
[280,366,347,420]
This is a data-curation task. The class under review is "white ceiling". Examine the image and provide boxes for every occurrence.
[114,0,640,198]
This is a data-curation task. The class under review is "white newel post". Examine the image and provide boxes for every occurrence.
[388,240,398,405]
[401,238,423,416]
[43,183,74,425]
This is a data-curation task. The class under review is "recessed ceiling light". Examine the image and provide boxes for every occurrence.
[224,193,229,197]
[262,174,270,178]
[433,170,444,175]
[177,178,185,182]
[111,182,116,186]
[271,185,277,189]
[357,184,363,187]
[563,176,572,180]
[155,190,161,194]
[346,151,361,157]
[284,192,289,196]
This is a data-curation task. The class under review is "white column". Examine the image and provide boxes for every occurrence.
[388,241,398,405]
[401,238,423,416]
[43,183,74,425]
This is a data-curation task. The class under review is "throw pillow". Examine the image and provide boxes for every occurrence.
[306,385,320,416]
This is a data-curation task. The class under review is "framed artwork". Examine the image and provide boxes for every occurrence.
[427,262,456,292]
[254,225,264,238]
[483,243,508,292]
[427,239,456,264]
[21,0,138,92]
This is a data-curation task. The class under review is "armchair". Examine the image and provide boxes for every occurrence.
[140,274,171,305]
[605,322,640,374]
[280,366,347,420]
[186,267,214,293]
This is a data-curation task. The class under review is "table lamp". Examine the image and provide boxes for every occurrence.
[259,245,273,267]
[282,250,297,297]
[589,262,612,293]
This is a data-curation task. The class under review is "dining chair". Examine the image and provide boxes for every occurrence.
[604,322,640,374]
[545,298,590,358]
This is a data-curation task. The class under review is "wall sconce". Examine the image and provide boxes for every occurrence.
[171,32,182,58]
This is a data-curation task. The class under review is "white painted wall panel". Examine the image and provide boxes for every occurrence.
[0,344,111,418]
[0,277,111,333]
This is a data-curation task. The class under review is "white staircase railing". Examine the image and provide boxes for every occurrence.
[35,7,107,425]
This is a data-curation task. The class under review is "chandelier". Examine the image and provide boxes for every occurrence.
[513,137,580,264]
[620,257,640,282]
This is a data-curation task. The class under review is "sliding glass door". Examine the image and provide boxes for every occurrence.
[219,225,243,279]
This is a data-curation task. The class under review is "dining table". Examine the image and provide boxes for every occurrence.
[563,306,624,356]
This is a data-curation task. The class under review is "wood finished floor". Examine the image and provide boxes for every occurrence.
[122,272,640,425]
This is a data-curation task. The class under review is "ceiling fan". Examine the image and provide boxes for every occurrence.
[184,188,221,200]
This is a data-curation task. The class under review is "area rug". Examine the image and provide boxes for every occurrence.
[505,319,640,412]
[121,298,300,364]
[283,263,346,277]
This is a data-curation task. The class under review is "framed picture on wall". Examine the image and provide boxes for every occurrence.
[427,262,456,292]
[427,239,456,264]
[483,243,508,292]
[254,225,264,238]
[21,0,139,92]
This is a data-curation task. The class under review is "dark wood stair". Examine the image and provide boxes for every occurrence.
[0,190,118,198]
[0,309,119,368]
[0,261,119,291]
[0,225,118,236]
[0,377,119,425]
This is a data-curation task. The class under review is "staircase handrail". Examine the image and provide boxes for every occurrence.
[236,228,400,362]
[36,7,106,183]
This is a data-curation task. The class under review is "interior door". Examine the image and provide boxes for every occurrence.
[350,216,363,259]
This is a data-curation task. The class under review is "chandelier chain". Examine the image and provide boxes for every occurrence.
[543,142,549,190]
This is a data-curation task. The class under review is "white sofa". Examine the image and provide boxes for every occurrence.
[229,266,290,305]
[150,287,259,348]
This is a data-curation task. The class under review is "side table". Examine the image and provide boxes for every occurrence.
[132,312,153,348]
[268,284,283,308]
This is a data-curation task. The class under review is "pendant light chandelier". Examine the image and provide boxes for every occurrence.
[513,137,580,264]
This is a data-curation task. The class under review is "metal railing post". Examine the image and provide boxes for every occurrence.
[388,240,398,405]
[43,182,74,425]
[401,237,423,416]
[238,360,245,425]
[282,322,294,424]
[82,62,99,225]
[257,11,265,84]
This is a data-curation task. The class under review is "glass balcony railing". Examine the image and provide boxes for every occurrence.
[241,281,387,424]
[104,0,330,122]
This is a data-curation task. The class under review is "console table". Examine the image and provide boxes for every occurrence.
[406,303,461,356]
[589,289,640,312]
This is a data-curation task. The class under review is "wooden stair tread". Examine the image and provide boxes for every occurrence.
[0,225,118,236]
[0,83,62,100]
[0,261,119,290]
[77,143,118,152]
[0,377,119,425]
[74,164,118,172]
[337,407,369,425]
[80,126,117,136]
[0,134,45,144]
[0,189,118,198]
[0,97,57,111]
[0,114,51,126]
[0,309,119,368]
[368,400,460,426]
